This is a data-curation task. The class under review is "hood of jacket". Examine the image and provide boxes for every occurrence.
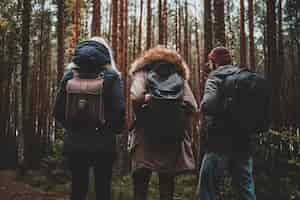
[130,46,190,80]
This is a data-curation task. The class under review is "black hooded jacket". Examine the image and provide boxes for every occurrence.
[54,41,125,154]
[54,69,125,153]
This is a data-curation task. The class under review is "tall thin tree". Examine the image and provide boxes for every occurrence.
[214,0,225,46]
[74,0,80,43]
[146,0,152,49]
[183,0,188,62]
[112,0,118,62]
[204,0,212,63]
[118,0,124,69]
[240,0,246,66]
[91,0,101,36]
[158,0,163,44]
[57,0,65,81]
[163,0,168,46]
[266,0,279,128]
[138,0,143,53]
[21,0,34,170]
[248,0,255,70]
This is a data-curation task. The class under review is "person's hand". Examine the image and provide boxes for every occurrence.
[120,134,128,150]
[144,94,152,103]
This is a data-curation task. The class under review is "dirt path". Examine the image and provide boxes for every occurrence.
[0,170,68,200]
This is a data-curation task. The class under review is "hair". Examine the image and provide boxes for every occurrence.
[208,46,232,67]
[89,36,120,74]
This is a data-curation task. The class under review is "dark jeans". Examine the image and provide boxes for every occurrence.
[132,168,175,200]
[196,152,256,200]
[68,152,115,200]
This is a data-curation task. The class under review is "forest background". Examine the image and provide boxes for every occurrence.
[0,0,299,199]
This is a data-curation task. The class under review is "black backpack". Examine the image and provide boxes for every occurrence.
[216,67,270,135]
[142,62,186,144]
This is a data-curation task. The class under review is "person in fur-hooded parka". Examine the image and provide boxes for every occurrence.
[129,46,198,200]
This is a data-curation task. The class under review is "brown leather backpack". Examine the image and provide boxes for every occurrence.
[65,73,105,131]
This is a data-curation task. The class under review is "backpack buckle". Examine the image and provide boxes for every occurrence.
[98,72,104,79]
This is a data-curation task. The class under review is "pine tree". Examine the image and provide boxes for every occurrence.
[248,0,255,70]
[91,0,101,36]
[204,0,212,62]
[214,0,225,46]
[57,0,65,81]
[112,0,118,62]
[146,0,152,49]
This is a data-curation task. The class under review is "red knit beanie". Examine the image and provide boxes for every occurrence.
[208,46,232,66]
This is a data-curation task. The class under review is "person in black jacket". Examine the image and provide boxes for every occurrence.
[54,37,125,200]
[196,47,257,200]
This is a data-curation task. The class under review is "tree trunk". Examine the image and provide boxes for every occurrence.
[240,0,246,66]
[277,0,284,126]
[57,0,65,81]
[146,0,152,49]
[112,0,118,62]
[163,0,168,46]
[138,0,143,53]
[178,1,182,52]
[158,0,163,44]
[214,0,225,46]
[21,0,35,169]
[74,0,80,44]
[204,0,212,63]
[132,1,137,59]
[183,0,188,62]
[118,0,124,70]
[175,0,179,50]
[248,0,255,70]
[266,0,279,129]
[92,0,101,36]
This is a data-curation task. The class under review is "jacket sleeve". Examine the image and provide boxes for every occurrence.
[130,71,147,109]
[106,74,125,135]
[53,71,73,127]
[183,81,198,114]
[200,76,221,116]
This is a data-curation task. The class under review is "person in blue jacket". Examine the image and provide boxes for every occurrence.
[54,37,125,200]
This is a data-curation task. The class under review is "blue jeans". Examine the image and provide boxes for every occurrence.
[196,153,256,200]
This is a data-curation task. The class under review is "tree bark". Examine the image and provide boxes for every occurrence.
[74,0,80,43]
[118,0,124,69]
[163,0,168,46]
[146,0,152,49]
[240,0,246,66]
[248,0,255,70]
[132,1,137,59]
[21,0,34,169]
[112,0,118,62]
[266,0,279,129]
[183,0,188,62]
[57,0,65,81]
[92,0,101,36]
[277,0,284,126]
[158,0,163,44]
[214,0,225,46]
[138,0,143,53]
[204,0,212,63]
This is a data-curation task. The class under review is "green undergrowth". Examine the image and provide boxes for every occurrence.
[19,166,299,200]
[19,128,299,200]
[19,170,197,200]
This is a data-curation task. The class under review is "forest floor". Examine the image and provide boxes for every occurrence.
[0,170,67,200]
[0,169,197,200]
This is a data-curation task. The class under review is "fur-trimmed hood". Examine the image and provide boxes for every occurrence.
[130,46,190,80]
